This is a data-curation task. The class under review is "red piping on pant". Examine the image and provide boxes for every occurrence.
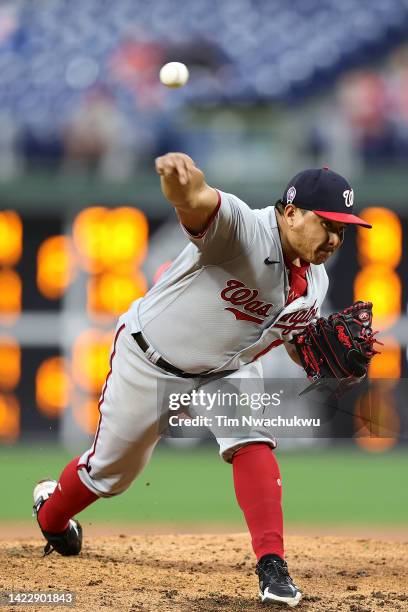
[85,323,126,472]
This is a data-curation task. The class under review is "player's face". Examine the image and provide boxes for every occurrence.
[289,210,346,264]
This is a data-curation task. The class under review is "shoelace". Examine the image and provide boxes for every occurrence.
[261,558,292,584]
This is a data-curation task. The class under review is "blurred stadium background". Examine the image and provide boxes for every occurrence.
[0,0,407,530]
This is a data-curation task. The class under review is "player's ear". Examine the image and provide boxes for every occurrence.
[284,203,297,227]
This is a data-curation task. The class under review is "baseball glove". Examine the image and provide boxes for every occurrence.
[293,301,381,397]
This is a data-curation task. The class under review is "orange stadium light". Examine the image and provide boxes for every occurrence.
[109,207,149,269]
[72,206,148,273]
[87,271,148,317]
[357,207,401,267]
[72,329,115,393]
[0,394,20,443]
[354,265,400,326]
[0,210,23,266]
[369,336,400,379]
[37,235,77,299]
[0,337,21,390]
[354,387,399,452]
[35,357,71,418]
[72,396,100,436]
[0,268,22,323]
[72,207,109,273]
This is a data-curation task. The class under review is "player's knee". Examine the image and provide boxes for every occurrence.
[77,465,132,498]
[220,440,276,464]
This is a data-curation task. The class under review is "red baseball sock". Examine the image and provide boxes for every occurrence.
[38,456,99,533]
[232,443,284,560]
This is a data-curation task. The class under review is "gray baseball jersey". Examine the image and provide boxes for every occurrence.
[78,189,330,495]
[127,190,329,373]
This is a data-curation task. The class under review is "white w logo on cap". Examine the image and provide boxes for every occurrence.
[343,189,354,208]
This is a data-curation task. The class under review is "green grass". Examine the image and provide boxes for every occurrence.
[0,444,407,525]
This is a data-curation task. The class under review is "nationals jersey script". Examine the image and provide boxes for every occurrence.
[127,190,329,374]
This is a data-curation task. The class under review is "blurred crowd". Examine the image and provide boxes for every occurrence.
[308,45,408,169]
[0,0,408,179]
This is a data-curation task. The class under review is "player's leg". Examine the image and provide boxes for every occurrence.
[33,319,166,554]
[34,322,128,539]
[232,443,283,560]
[222,439,301,607]
[232,444,303,608]
[212,363,302,607]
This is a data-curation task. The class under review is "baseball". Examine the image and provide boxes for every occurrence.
[159,62,189,88]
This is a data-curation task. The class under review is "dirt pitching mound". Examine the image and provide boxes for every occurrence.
[1,534,408,611]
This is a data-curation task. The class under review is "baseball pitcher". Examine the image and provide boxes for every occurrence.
[32,153,375,607]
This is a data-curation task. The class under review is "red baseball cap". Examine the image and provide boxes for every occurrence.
[282,167,371,228]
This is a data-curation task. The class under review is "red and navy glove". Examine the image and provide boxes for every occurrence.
[293,301,381,396]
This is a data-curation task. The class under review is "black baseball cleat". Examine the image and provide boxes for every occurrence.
[32,479,82,556]
[256,554,302,607]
